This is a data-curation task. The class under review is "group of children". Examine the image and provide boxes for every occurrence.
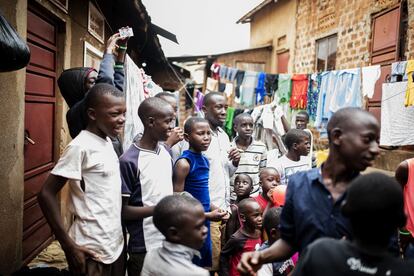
[36,29,414,276]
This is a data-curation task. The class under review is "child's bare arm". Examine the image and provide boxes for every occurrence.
[38,174,96,274]
[121,197,154,220]
[173,159,190,192]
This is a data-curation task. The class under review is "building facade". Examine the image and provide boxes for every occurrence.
[0,0,177,273]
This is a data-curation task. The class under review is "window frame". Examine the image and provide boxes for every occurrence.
[315,34,338,72]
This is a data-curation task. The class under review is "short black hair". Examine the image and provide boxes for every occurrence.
[238,198,258,216]
[153,194,202,237]
[234,173,253,186]
[203,92,224,107]
[233,113,253,126]
[155,92,176,101]
[259,167,279,179]
[326,107,375,143]
[263,207,282,236]
[137,97,172,122]
[184,117,209,134]
[84,83,123,109]
[284,129,309,150]
[296,110,309,121]
[342,172,406,243]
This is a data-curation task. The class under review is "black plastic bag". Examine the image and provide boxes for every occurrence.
[0,11,30,72]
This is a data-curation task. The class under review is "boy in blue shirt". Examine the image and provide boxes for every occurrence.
[173,117,227,268]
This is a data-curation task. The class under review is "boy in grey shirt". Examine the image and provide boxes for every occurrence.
[141,195,209,276]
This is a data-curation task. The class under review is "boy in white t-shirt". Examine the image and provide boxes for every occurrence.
[267,129,311,185]
[38,83,126,275]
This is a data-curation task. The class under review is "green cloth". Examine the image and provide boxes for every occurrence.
[277,74,292,103]
[224,107,235,138]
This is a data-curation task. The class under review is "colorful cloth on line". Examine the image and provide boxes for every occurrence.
[277,74,292,104]
[240,71,258,107]
[265,74,278,97]
[315,71,338,128]
[405,60,414,107]
[307,73,321,122]
[255,72,266,105]
[329,68,362,113]
[290,74,309,109]
[225,107,236,138]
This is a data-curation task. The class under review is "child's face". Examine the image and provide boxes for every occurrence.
[234,116,254,139]
[260,168,281,194]
[91,94,126,138]
[176,204,208,250]
[151,106,175,141]
[186,122,211,152]
[203,95,227,128]
[234,174,253,198]
[242,201,263,230]
[295,136,311,156]
[295,114,308,130]
[84,70,98,91]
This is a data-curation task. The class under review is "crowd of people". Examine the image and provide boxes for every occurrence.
[37,30,414,276]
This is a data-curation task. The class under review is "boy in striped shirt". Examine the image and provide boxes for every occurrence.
[230,113,267,201]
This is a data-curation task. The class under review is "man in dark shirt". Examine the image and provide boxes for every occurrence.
[238,107,381,275]
[292,172,414,276]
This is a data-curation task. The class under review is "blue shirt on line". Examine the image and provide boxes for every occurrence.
[280,168,353,253]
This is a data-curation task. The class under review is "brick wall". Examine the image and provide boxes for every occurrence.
[294,0,408,73]
[407,0,414,59]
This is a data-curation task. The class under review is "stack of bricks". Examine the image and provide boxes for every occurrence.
[293,0,404,73]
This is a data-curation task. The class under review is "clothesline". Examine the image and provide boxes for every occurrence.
[381,86,414,104]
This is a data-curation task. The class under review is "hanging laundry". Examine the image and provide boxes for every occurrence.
[290,74,309,109]
[219,64,227,79]
[235,70,245,98]
[210,63,220,80]
[329,68,362,113]
[224,106,235,138]
[307,73,321,122]
[362,65,381,99]
[255,72,266,105]
[276,74,291,103]
[123,55,146,150]
[405,60,414,107]
[194,89,204,112]
[224,82,234,98]
[240,71,258,107]
[265,74,278,98]
[380,81,414,146]
[315,71,338,128]
[206,77,218,92]
[391,61,408,82]
[227,67,238,82]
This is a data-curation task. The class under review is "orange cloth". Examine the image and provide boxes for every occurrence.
[404,158,414,235]
[290,74,308,109]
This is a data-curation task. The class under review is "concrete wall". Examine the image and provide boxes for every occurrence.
[293,0,414,73]
[249,0,297,73]
[0,0,27,273]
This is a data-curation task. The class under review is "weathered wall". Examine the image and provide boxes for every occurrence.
[0,0,27,273]
[215,47,273,73]
[249,0,297,73]
[293,0,412,73]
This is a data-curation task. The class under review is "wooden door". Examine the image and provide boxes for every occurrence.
[277,50,289,73]
[23,7,57,265]
[368,5,401,124]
